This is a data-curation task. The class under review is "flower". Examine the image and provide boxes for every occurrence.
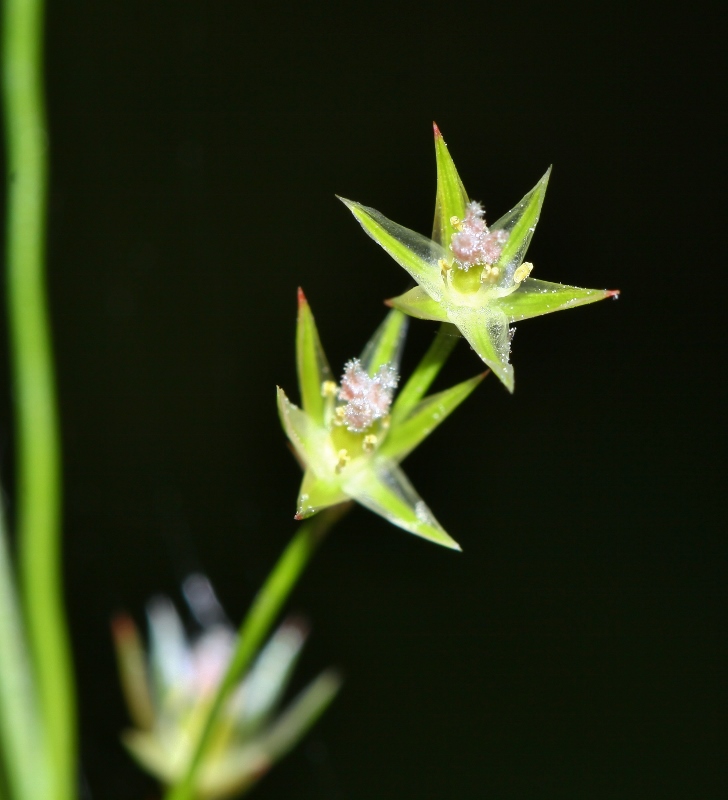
[339,124,618,392]
[277,290,485,550]
[112,573,340,799]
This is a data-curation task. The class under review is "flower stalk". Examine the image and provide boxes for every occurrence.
[164,506,347,800]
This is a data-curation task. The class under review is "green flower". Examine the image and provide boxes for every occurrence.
[277,289,484,550]
[112,574,340,799]
[340,124,618,392]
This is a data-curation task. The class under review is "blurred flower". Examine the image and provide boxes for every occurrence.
[112,573,340,799]
[278,291,485,550]
[340,124,618,392]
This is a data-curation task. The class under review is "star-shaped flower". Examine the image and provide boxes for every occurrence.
[277,289,485,550]
[340,124,618,392]
[112,573,340,799]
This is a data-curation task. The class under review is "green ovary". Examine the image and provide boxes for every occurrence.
[449,266,482,295]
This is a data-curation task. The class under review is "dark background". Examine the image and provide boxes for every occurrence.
[1,0,726,798]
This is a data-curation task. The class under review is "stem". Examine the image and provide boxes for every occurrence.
[0,501,50,800]
[2,1,76,798]
[165,505,349,800]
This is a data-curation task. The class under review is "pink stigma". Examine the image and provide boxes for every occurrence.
[451,201,508,269]
[338,359,399,432]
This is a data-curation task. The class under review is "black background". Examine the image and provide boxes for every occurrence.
[1,1,726,798]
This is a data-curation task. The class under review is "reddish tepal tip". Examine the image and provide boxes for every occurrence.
[433,121,442,138]
[606,289,620,299]
[384,297,394,307]
[294,512,303,521]
[297,286,308,309]
[110,612,137,641]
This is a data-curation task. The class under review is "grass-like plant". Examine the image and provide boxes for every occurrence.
[0,0,617,795]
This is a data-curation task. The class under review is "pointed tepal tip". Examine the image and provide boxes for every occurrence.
[110,612,136,642]
[432,121,442,138]
[294,512,303,521]
[297,286,308,309]
[384,297,394,308]
[336,195,357,213]
[606,289,621,299]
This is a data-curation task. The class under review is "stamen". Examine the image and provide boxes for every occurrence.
[321,380,338,397]
[514,262,533,283]
[362,434,378,453]
[335,449,350,473]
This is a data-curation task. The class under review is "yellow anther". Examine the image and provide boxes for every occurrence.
[514,262,533,283]
[439,258,452,282]
[333,406,346,425]
[321,380,338,397]
[362,434,378,453]
[480,264,501,284]
[335,449,350,473]
[449,215,461,228]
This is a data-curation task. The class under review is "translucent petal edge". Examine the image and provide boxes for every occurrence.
[344,462,461,550]
[339,198,447,299]
[447,306,514,393]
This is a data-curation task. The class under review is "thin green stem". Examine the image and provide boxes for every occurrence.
[0,501,50,800]
[2,1,76,798]
[165,505,349,800]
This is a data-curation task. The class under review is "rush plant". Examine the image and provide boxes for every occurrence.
[0,6,618,789]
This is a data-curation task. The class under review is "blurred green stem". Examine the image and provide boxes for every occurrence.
[2,0,76,798]
[165,504,349,800]
[0,501,49,800]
